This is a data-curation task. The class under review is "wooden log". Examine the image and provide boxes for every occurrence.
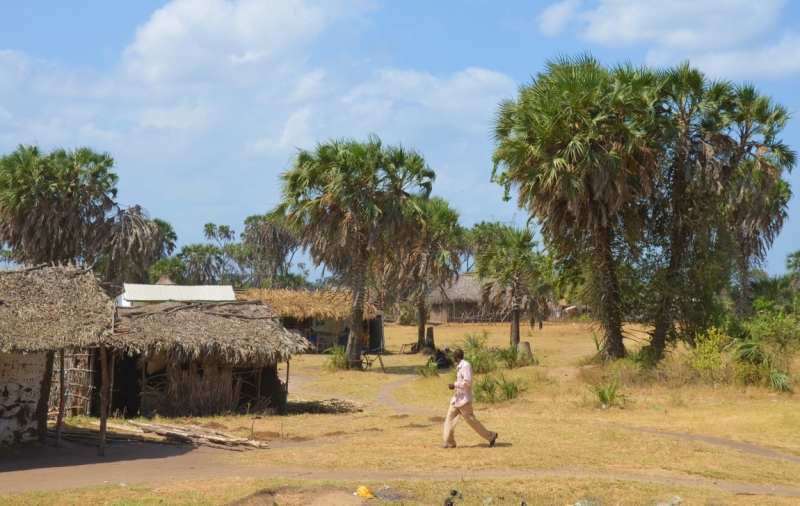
[188,437,246,452]
[54,348,66,448]
[98,343,108,456]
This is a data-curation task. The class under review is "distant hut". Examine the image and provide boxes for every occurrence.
[427,275,505,324]
[0,266,113,445]
[237,289,384,352]
[109,301,309,417]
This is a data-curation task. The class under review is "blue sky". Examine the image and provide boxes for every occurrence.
[1,0,798,275]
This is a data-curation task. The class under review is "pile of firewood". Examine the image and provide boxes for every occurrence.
[128,420,269,451]
[285,397,364,414]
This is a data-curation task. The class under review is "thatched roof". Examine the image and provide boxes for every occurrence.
[427,275,482,304]
[0,266,114,353]
[237,289,378,320]
[111,301,309,366]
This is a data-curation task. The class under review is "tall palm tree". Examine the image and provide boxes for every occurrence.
[153,218,178,260]
[179,243,222,285]
[476,227,551,346]
[273,135,435,368]
[492,56,656,358]
[0,145,117,264]
[96,205,163,294]
[387,196,463,351]
[242,213,300,289]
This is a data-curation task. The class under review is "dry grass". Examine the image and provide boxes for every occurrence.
[9,321,800,504]
[6,475,800,506]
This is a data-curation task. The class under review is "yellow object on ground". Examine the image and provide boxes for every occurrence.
[356,486,375,499]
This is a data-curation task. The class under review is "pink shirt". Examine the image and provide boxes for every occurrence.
[451,360,474,407]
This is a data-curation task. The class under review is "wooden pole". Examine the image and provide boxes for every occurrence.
[284,360,290,416]
[54,348,66,447]
[98,343,108,456]
[108,354,116,417]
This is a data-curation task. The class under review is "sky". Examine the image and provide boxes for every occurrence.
[0,0,798,275]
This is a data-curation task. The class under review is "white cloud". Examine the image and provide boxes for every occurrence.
[0,0,519,244]
[538,0,580,36]
[580,0,785,51]
[536,0,800,78]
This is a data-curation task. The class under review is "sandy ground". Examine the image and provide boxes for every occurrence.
[3,374,800,498]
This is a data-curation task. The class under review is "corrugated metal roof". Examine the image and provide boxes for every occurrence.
[122,284,236,302]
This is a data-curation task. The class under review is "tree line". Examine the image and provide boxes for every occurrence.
[1,55,798,369]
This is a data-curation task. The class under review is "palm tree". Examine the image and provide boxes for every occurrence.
[96,205,163,294]
[153,218,178,260]
[476,227,551,346]
[492,56,656,358]
[242,214,300,289]
[388,196,463,351]
[273,135,435,368]
[0,145,117,264]
[178,243,222,285]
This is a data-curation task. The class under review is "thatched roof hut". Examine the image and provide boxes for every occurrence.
[427,275,482,305]
[237,289,378,320]
[0,265,114,353]
[0,265,114,445]
[112,300,309,366]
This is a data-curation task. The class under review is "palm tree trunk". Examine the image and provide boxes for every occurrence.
[511,308,520,346]
[595,226,625,359]
[345,251,366,369]
[417,298,427,351]
[736,252,751,316]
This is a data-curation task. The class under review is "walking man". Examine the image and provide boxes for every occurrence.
[441,348,498,448]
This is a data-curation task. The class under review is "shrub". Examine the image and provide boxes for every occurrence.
[497,373,526,400]
[324,345,347,371]
[689,327,729,381]
[587,379,628,407]
[495,345,540,369]
[416,360,440,378]
[461,331,497,374]
[731,338,792,392]
[474,375,498,403]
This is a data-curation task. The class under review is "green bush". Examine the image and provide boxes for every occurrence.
[474,375,498,403]
[494,345,540,369]
[731,338,792,392]
[587,379,628,407]
[415,360,440,378]
[324,345,347,371]
[461,331,497,374]
[689,327,729,381]
[497,373,526,400]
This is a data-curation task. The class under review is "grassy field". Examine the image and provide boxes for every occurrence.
[5,321,800,505]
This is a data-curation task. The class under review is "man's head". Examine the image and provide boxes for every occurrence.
[453,348,464,363]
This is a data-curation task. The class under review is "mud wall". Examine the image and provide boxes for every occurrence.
[0,352,53,445]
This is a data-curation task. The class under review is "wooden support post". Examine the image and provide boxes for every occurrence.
[108,354,115,417]
[284,360,290,416]
[98,343,108,456]
[54,348,66,447]
[256,368,262,400]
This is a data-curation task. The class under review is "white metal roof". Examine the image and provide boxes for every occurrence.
[121,284,236,302]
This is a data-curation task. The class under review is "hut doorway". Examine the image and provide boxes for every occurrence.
[90,352,142,418]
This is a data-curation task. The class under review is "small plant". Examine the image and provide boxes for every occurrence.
[461,331,497,374]
[497,373,526,400]
[415,360,440,378]
[587,379,628,407]
[324,345,347,371]
[731,338,792,392]
[689,327,728,381]
[474,375,498,403]
[495,345,520,369]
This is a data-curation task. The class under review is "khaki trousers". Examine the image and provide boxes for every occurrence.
[443,401,493,446]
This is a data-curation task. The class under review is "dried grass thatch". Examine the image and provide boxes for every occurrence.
[427,274,482,305]
[111,300,309,366]
[0,265,114,353]
[237,289,378,320]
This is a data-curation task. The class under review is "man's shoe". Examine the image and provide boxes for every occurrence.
[489,432,498,447]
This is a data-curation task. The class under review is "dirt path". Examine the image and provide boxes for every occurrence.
[2,440,799,497]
